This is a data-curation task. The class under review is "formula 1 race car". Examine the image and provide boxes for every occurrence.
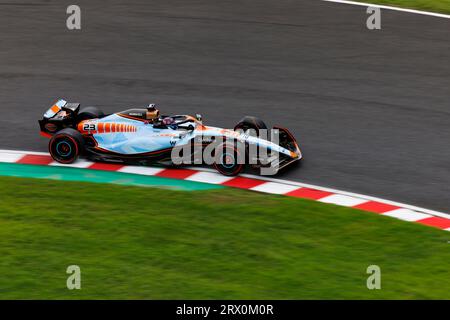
[39,99,302,176]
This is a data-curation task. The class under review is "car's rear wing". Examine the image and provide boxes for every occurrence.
[39,99,81,138]
[43,99,67,119]
[43,99,81,118]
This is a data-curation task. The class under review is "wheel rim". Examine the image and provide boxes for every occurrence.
[56,141,72,157]
[50,135,79,163]
[222,152,236,168]
[214,144,244,176]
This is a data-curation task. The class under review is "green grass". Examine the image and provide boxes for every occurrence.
[0,177,449,299]
[353,0,450,14]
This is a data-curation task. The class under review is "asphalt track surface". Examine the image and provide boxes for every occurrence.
[0,0,449,211]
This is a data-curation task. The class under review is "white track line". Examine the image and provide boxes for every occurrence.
[0,149,48,156]
[382,209,431,222]
[50,160,94,168]
[318,194,368,207]
[118,166,165,176]
[321,0,450,19]
[185,171,234,184]
[0,151,26,163]
[251,182,300,194]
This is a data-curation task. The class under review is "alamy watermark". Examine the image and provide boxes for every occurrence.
[366,265,381,290]
[66,5,81,30]
[367,7,381,30]
[66,265,81,290]
[169,128,297,176]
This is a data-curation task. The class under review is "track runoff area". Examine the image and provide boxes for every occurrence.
[1,149,449,232]
[322,0,450,19]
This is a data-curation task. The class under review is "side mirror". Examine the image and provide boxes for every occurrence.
[196,114,202,123]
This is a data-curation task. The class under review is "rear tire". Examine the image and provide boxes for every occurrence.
[49,128,84,164]
[77,107,104,123]
[234,116,267,136]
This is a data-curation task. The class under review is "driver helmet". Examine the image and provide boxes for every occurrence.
[146,103,160,121]
[162,117,175,125]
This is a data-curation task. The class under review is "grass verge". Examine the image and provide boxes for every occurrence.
[352,0,450,14]
[0,176,449,299]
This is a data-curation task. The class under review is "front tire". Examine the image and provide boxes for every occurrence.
[49,128,84,164]
[213,142,245,176]
[234,116,267,136]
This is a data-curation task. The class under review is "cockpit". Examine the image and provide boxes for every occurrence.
[117,103,203,132]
